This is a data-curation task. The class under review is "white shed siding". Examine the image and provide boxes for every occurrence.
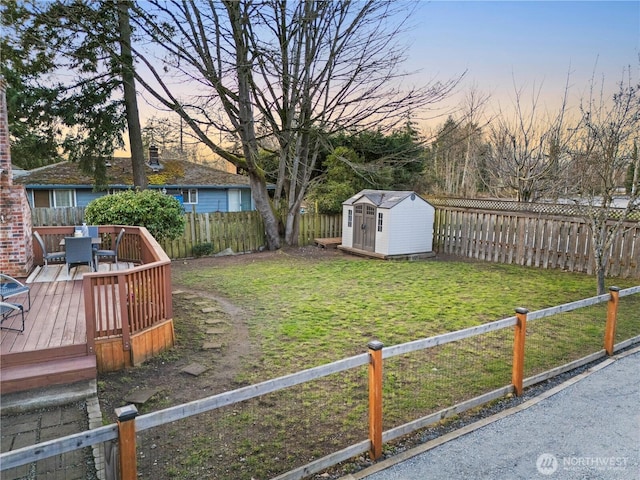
[385,196,434,255]
[342,190,434,256]
[375,208,391,254]
[342,205,354,248]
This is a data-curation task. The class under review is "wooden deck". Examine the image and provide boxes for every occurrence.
[314,237,342,248]
[0,262,133,394]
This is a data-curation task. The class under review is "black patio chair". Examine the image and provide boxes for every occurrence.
[33,231,66,266]
[1,301,25,332]
[94,228,125,268]
[65,236,95,274]
[0,273,31,311]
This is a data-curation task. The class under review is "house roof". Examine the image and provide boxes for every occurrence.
[13,157,252,188]
[343,190,429,208]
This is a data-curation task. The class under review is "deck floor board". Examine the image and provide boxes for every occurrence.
[1,262,133,357]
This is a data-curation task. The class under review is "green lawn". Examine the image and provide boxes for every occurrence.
[174,255,639,377]
[170,255,639,479]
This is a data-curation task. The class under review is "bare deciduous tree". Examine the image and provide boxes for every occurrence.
[570,65,639,294]
[459,85,491,197]
[483,76,574,201]
[127,0,461,248]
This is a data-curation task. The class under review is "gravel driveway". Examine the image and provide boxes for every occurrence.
[345,349,639,480]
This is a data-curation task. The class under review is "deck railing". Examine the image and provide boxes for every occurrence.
[32,226,173,368]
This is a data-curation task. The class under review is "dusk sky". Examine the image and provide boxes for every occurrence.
[125,1,639,153]
[402,1,640,130]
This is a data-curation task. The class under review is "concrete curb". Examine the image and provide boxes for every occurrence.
[0,379,97,414]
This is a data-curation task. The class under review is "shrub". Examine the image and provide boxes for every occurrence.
[192,243,214,257]
[85,190,186,241]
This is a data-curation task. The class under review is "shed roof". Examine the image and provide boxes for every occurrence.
[13,157,251,188]
[343,190,427,208]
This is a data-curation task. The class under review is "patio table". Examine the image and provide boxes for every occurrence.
[59,237,102,247]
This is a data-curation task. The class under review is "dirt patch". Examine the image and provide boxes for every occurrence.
[99,247,344,412]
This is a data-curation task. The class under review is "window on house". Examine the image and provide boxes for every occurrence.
[377,212,383,232]
[33,190,50,208]
[53,189,75,207]
[181,189,198,204]
[240,189,252,211]
[348,209,353,227]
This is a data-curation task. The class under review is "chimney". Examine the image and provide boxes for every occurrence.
[0,77,34,277]
[149,145,159,166]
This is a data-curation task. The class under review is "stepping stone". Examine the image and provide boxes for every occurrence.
[181,363,209,376]
[125,387,160,405]
[205,328,226,335]
[172,290,185,295]
[205,319,226,325]
[201,307,221,313]
[183,294,199,300]
[202,342,223,350]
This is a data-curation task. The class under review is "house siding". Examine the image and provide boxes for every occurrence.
[76,189,103,207]
[25,186,254,214]
[192,189,228,213]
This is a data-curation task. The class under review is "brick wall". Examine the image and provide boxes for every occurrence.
[0,77,33,278]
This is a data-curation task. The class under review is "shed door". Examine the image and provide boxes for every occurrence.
[353,203,376,251]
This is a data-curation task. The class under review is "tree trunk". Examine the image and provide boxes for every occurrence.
[593,221,608,295]
[596,264,606,296]
[248,172,281,250]
[117,1,147,189]
[284,210,299,247]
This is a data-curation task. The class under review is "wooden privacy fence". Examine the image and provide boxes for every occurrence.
[159,211,342,258]
[427,197,640,221]
[32,207,342,258]
[2,286,638,479]
[32,206,86,226]
[432,206,640,279]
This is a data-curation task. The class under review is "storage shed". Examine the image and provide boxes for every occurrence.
[339,190,435,259]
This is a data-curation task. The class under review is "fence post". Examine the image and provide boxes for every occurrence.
[115,404,138,480]
[604,286,620,356]
[368,340,384,461]
[512,307,528,396]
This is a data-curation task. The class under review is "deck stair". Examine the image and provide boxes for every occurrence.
[0,348,97,395]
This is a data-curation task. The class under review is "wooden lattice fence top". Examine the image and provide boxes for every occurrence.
[426,197,640,221]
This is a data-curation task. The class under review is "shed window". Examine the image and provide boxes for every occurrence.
[347,209,353,227]
[182,189,198,204]
[377,212,383,232]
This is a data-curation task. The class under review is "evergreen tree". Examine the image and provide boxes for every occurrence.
[2,1,145,188]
